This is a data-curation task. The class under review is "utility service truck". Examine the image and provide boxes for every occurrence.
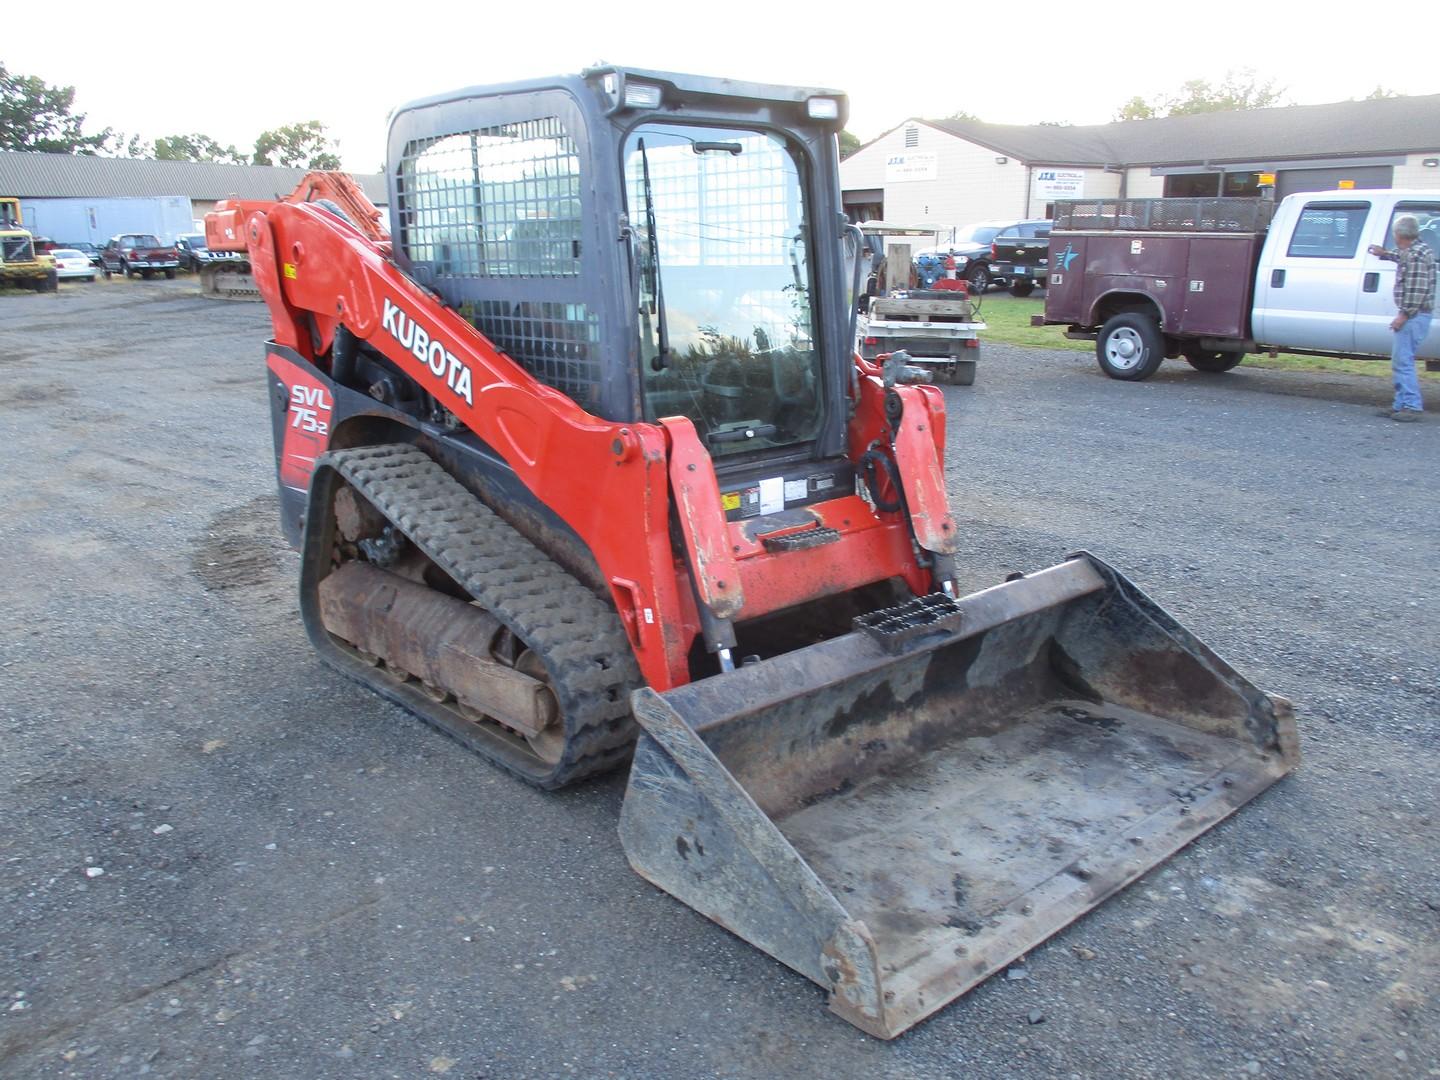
[1037,191,1440,379]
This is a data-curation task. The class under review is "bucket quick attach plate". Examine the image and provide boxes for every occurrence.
[619,553,1298,1038]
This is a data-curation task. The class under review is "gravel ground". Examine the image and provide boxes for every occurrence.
[1,279,1436,1079]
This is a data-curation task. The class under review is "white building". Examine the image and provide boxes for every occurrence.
[842,94,1440,229]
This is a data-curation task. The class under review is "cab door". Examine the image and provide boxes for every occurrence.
[1354,200,1440,358]
[1252,199,1371,352]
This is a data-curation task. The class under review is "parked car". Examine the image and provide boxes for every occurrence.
[989,220,1052,296]
[1039,190,1440,380]
[100,234,181,279]
[61,241,103,268]
[50,248,98,282]
[916,220,1029,292]
[174,232,244,273]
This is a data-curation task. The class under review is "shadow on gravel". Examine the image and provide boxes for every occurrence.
[1141,365,1394,409]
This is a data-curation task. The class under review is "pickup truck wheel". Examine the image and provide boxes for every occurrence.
[1097,312,1165,380]
[965,264,991,292]
[1183,347,1243,373]
[164,269,176,280]
[1009,281,1036,298]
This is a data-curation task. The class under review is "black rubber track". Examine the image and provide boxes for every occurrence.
[318,444,643,788]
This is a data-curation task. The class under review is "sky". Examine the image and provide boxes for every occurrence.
[9,3,1439,172]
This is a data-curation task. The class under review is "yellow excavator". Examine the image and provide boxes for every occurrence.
[0,198,57,292]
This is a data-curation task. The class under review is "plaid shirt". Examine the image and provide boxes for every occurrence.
[1378,240,1436,317]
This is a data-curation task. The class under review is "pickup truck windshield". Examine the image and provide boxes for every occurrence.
[624,123,822,458]
[957,225,1003,245]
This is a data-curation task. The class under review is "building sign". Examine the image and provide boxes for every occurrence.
[885,152,938,183]
[1034,168,1086,199]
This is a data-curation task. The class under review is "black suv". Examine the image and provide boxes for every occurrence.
[174,233,243,273]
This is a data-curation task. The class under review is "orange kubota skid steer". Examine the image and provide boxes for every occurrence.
[209,67,1298,1038]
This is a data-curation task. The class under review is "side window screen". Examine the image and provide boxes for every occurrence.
[1286,204,1369,259]
[399,117,582,277]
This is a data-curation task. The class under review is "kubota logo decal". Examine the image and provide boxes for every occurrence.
[380,298,475,405]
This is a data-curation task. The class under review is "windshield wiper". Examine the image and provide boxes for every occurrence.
[638,138,671,372]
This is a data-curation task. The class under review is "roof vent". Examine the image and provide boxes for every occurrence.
[904,126,919,149]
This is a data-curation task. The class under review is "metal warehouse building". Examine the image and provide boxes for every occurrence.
[841,93,1440,227]
[0,152,386,245]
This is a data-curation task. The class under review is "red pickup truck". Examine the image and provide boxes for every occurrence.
[99,233,181,280]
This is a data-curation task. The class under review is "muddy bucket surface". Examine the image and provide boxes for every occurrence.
[619,554,1298,1038]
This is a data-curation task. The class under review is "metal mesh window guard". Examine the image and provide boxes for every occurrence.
[399,117,582,278]
[1054,198,1275,234]
[458,299,603,413]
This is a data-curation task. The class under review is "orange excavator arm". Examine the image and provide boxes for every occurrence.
[205,171,389,254]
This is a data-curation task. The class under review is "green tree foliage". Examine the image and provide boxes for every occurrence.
[0,62,110,153]
[1362,85,1398,100]
[1114,69,1287,121]
[942,110,979,123]
[154,133,248,164]
[253,121,341,169]
[838,130,862,159]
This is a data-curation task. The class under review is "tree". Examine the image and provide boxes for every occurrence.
[942,110,979,124]
[253,121,341,169]
[1114,95,1157,121]
[154,133,248,164]
[1113,69,1287,122]
[1361,85,1398,100]
[0,62,110,153]
[98,131,148,158]
[838,130,862,159]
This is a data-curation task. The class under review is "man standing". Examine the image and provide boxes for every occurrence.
[1368,215,1436,422]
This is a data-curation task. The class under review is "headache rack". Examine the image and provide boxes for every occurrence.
[1054,197,1275,234]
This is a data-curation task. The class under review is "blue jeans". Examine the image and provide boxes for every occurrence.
[1392,312,1431,412]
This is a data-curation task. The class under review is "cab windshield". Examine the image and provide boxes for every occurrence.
[624,123,822,458]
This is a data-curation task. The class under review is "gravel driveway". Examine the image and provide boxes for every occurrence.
[2,279,1436,1079]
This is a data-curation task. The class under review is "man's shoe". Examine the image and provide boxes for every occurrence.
[1377,408,1399,417]
[1392,410,1423,422]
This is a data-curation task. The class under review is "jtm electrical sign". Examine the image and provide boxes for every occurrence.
[1034,169,1086,198]
[885,152,938,183]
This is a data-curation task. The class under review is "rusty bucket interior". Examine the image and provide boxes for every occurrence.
[619,554,1298,1038]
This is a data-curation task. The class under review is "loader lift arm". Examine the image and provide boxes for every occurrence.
[231,182,949,691]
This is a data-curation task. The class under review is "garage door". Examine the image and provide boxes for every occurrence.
[1275,166,1393,199]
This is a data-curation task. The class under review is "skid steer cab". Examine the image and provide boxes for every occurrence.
[216,66,1298,1039]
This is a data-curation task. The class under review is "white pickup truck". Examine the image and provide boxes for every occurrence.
[1038,190,1440,379]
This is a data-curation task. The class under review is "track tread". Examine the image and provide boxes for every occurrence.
[322,444,642,787]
